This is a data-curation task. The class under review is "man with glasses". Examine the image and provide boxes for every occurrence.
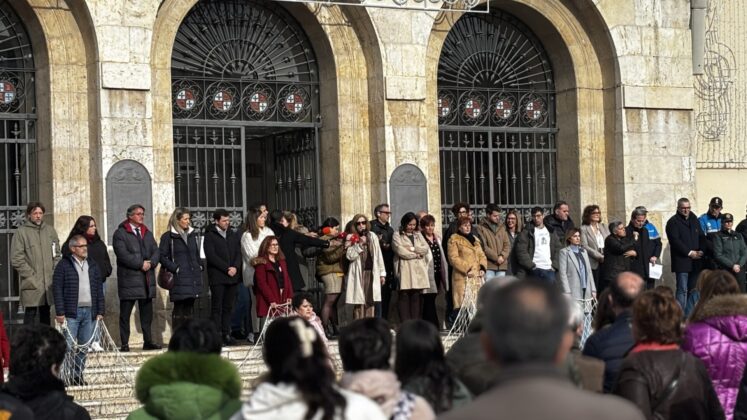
[10,201,61,325]
[665,198,706,310]
[371,203,394,319]
[113,204,161,351]
[53,234,104,385]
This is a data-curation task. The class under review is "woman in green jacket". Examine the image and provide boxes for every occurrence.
[128,319,242,420]
[315,217,345,337]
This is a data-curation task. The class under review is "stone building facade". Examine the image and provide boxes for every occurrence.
[0,0,733,339]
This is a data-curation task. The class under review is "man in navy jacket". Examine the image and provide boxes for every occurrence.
[53,234,104,385]
[665,197,707,310]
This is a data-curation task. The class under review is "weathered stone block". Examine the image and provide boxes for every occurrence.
[101,62,152,90]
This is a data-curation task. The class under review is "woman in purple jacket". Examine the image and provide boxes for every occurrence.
[683,270,747,420]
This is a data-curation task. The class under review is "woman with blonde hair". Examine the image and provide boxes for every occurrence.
[159,207,203,330]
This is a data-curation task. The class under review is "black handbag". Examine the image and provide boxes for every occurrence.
[158,238,176,290]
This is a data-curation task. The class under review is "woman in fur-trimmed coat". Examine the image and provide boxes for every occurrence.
[683,274,747,420]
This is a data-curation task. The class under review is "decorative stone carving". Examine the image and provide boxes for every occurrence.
[105,160,153,243]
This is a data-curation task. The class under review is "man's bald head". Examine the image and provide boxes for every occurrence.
[610,271,644,309]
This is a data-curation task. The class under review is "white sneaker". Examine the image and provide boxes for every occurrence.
[91,342,104,352]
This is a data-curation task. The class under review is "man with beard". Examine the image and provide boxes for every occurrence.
[10,202,61,326]
[625,207,661,289]
[345,214,386,319]
[371,203,394,320]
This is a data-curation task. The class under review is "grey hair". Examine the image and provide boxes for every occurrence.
[477,275,519,310]
[608,221,624,233]
[68,234,86,250]
[126,204,145,217]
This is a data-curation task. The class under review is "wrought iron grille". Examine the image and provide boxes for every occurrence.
[438,11,556,226]
[172,0,321,234]
[0,0,36,329]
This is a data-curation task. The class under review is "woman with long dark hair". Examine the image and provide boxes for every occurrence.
[395,320,471,414]
[235,206,273,342]
[236,317,386,420]
[580,205,609,290]
[420,214,447,329]
[159,207,203,331]
[392,212,430,322]
[63,215,112,290]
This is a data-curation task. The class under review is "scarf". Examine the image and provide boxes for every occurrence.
[458,231,476,245]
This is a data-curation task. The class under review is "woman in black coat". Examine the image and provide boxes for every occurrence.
[63,215,112,292]
[600,221,636,291]
[159,208,203,330]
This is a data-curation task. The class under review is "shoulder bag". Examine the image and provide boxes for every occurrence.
[158,237,176,290]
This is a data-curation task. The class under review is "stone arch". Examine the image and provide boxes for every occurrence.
[425,0,619,220]
[12,1,98,232]
[151,0,380,224]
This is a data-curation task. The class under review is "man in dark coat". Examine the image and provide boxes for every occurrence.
[52,234,104,385]
[203,209,242,346]
[544,200,575,241]
[665,197,706,310]
[439,278,643,420]
[625,207,661,289]
[512,207,560,281]
[112,204,160,351]
[582,271,644,393]
[371,203,394,320]
[268,209,329,292]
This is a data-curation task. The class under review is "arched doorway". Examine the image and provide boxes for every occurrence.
[437,10,556,225]
[0,2,36,326]
[171,0,320,232]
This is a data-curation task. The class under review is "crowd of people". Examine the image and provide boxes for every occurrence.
[2,196,747,418]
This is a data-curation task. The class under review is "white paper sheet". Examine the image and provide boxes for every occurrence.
[649,263,663,280]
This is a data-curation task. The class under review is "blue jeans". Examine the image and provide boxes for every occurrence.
[65,307,94,380]
[486,270,506,281]
[676,272,698,313]
[231,285,252,336]
[531,269,556,284]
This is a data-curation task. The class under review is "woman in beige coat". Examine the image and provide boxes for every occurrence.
[447,215,488,311]
[393,212,430,322]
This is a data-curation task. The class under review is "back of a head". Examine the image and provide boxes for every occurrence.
[632,289,683,344]
[477,275,518,310]
[168,319,223,354]
[339,318,392,372]
[10,325,66,376]
[483,278,569,365]
[690,270,740,321]
[395,320,445,381]
[610,271,644,309]
[263,317,344,420]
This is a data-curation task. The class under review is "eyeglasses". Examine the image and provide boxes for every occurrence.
[73,244,88,248]
[591,211,601,215]
[269,243,279,247]
[356,221,367,226]
[379,211,391,215]
[679,207,691,210]
[132,212,144,216]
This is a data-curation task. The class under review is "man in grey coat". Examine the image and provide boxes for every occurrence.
[10,201,60,325]
[438,278,643,420]
[112,204,160,351]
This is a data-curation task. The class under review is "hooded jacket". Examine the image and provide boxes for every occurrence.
[234,382,387,420]
[129,352,241,420]
[10,220,61,307]
[113,221,160,300]
[3,370,89,420]
[159,226,204,301]
[683,294,747,420]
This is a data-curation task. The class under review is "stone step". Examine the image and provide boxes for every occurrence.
[80,397,141,418]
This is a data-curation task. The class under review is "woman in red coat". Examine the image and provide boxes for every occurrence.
[252,236,294,329]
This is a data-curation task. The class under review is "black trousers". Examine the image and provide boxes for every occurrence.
[172,298,195,332]
[120,298,153,345]
[23,304,50,326]
[210,283,238,336]
[421,293,439,329]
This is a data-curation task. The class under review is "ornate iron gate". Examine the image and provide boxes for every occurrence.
[0,1,36,329]
[437,11,556,226]
[171,0,321,234]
